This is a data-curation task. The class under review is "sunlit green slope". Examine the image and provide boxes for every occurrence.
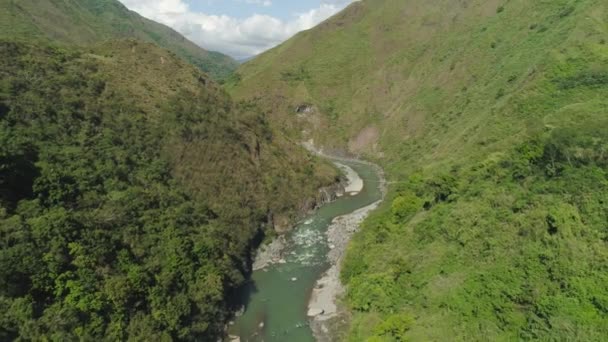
[230,0,608,340]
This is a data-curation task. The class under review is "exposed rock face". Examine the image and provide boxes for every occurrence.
[267,179,345,234]
[295,104,315,114]
[252,235,288,271]
[270,214,293,234]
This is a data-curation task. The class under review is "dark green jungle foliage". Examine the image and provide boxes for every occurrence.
[0,40,335,341]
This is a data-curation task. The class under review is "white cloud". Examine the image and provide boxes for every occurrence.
[119,0,354,59]
[243,0,272,6]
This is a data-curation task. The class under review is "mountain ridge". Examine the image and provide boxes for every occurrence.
[0,0,238,80]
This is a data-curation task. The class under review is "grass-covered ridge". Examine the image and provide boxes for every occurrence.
[0,39,337,340]
[230,0,608,339]
[0,0,238,81]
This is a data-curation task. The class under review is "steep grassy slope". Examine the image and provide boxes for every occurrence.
[230,0,608,340]
[0,40,337,340]
[0,0,238,80]
[229,0,606,166]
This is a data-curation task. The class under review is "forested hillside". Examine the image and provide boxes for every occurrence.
[0,40,337,340]
[229,0,608,340]
[0,0,238,80]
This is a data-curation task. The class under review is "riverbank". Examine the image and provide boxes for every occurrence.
[307,160,386,341]
[307,200,381,313]
[300,144,387,340]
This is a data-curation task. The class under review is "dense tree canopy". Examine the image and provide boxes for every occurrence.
[0,40,336,340]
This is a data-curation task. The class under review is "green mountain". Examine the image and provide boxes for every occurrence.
[230,0,608,340]
[0,0,238,80]
[0,39,336,340]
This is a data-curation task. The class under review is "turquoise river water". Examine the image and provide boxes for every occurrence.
[230,160,383,341]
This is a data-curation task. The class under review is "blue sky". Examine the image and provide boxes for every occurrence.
[119,0,355,59]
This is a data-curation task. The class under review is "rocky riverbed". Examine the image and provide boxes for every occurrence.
[307,199,383,340]
[307,160,386,342]
[230,147,385,342]
[252,162,363,272]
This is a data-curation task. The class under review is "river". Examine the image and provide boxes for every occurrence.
[229,160,383,341]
